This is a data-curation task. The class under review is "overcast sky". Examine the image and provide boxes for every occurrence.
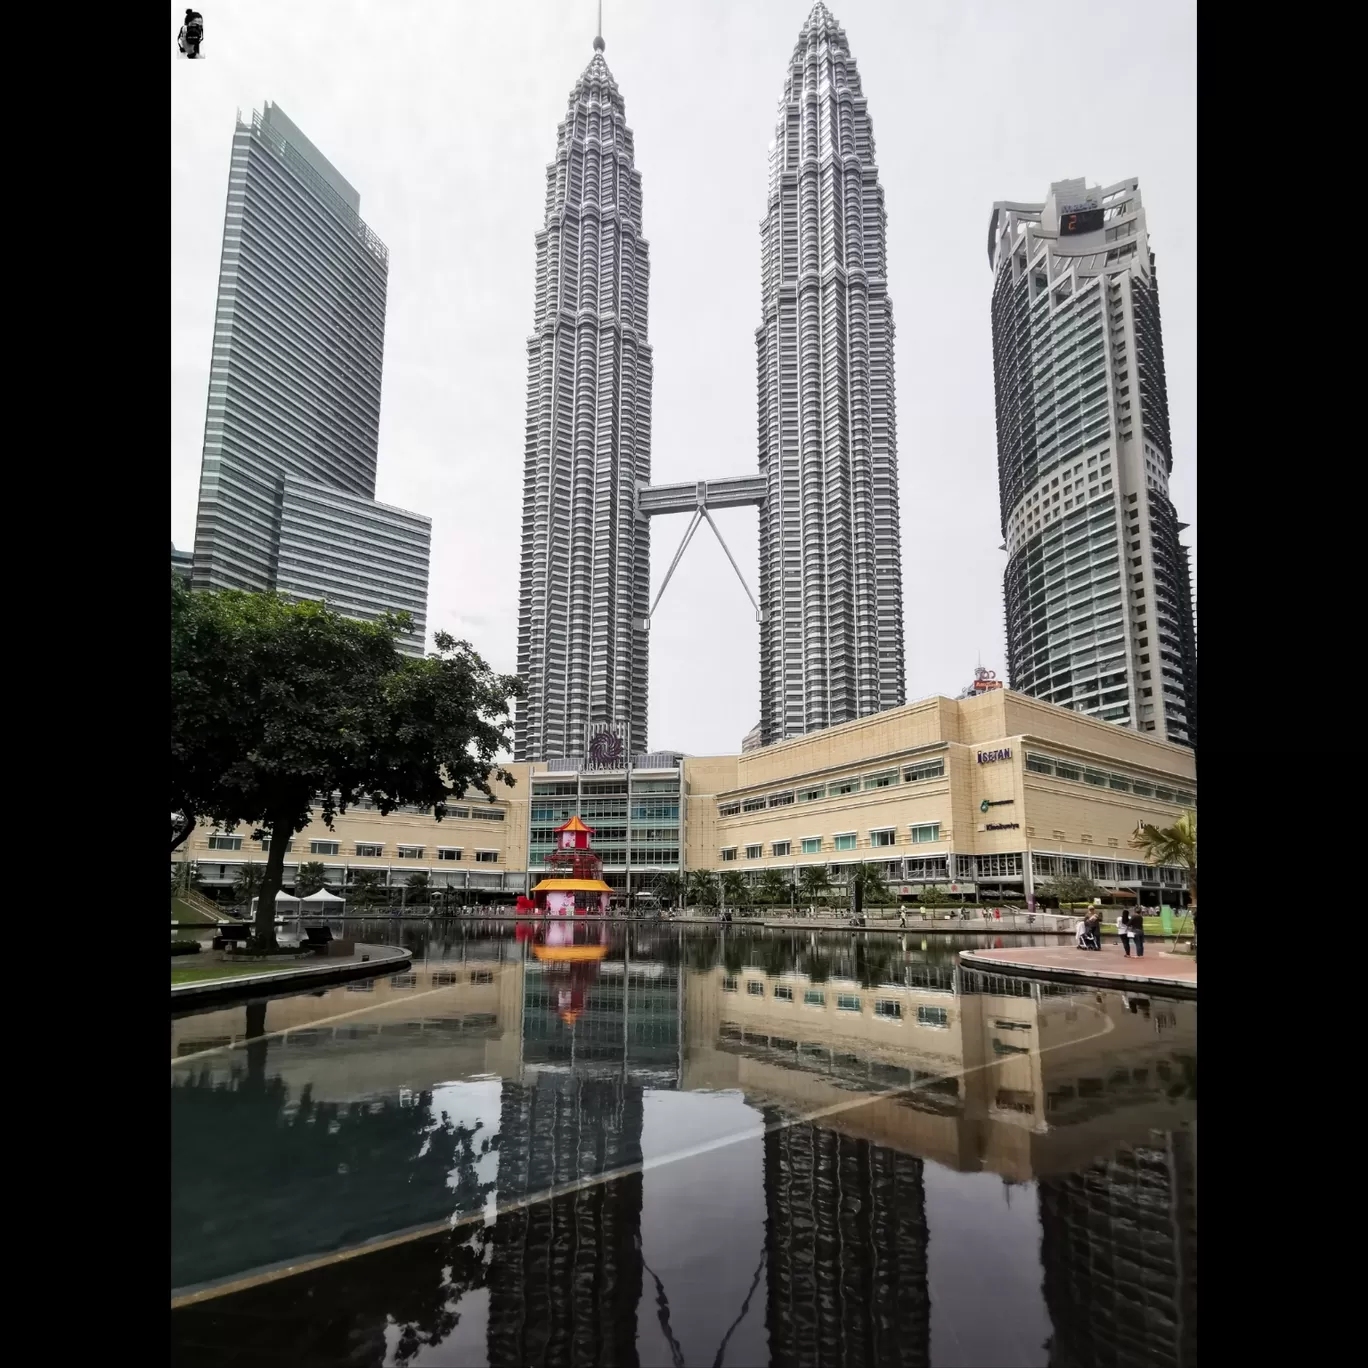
[171,0,1196,758]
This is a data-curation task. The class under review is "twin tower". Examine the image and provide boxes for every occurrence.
[515,5,906,762]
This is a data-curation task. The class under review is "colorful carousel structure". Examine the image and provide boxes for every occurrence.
[526,816,613,918]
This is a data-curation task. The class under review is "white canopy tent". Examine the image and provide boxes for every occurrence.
[298,888,347,904]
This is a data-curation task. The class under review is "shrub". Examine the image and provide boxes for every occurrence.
[170,939,202,956]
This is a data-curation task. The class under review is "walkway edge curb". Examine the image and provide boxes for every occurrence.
[958,949,1197,999]
[171,943,412,1010]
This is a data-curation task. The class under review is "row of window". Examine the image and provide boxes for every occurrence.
[1024,753,1194,805]
[203,834,499,862]
[723,978,950,1027]
[720,823,942,861]
[718,759,946,819]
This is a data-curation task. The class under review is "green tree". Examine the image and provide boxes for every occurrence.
[1131,810,1197,910]
[757,867,791,909]
[171,859,200,898]
[798,864,830,908]
[171,583,521,949]
[687,868,718,909]
[918,884,949,913]
[1037,873,1104,909]
[653,871,685,910]
[348,869,387,908]
[720,869,749,913]
[232,862,265,911]
[847,862,891,914]
[295,862,328,897]
[405,871,432,905]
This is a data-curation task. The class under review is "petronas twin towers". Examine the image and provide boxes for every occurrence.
[515,5,905,762]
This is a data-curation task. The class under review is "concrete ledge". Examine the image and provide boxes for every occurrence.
[171,942,411,1011]
[958,946,1196,999]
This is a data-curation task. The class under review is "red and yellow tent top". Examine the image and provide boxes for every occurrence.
[530,876,612,893]
[554,815,594,833]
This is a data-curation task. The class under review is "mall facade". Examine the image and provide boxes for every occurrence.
[178,688,1194,908]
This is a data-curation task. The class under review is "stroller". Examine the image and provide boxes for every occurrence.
[179,11,204,58]
[1075,917,1101,951]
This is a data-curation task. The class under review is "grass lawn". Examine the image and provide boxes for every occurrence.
[1100,915,1192,937]
[171,897,226,926]
[171,961,304,985]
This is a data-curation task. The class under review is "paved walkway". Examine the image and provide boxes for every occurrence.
[959,943,1197,996]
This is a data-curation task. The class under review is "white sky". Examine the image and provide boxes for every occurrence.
[171,0,1196,757]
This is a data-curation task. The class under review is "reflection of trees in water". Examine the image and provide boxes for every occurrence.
[764,1113,930,1368]
[171,1017,495,1362]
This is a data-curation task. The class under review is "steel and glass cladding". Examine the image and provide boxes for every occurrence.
[275,479,431,656]
[755,4,906,747]
[989,177,1196,749]
[516,40,653,762]
[191,103,389,593]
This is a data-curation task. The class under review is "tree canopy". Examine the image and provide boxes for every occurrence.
[1131,810,1197,907]
[171,583,522,946]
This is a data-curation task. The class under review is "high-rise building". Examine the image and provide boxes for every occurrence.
[755,3,906,747]
[990,177,1197,748]
[189,103,431,654]
[171,543,193,584]
[515,31,653,762]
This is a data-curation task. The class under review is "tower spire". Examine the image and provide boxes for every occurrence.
[594,1,605,51]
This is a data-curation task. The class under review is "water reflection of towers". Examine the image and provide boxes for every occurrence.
[487,1076,646,1368]
[1038,1128,1197,1368]
[763,1110,931,1368]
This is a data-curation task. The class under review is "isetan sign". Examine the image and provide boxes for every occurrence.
[976,748,1012,765]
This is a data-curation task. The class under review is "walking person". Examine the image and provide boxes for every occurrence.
[1116,908,1133,957]
[1131,907,1146,958]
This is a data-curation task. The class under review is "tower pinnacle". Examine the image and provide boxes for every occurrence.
[594,1,604,51]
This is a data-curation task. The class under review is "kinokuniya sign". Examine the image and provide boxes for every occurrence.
[976,747,1012,764]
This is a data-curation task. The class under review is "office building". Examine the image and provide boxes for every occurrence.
[188,102,430,653]
[515,31,654,761]
[171,543,193,584]
[755,3,907,746]
[989,177,1197,748]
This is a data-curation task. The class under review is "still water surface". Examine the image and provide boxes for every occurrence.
[171,920,1196,1367]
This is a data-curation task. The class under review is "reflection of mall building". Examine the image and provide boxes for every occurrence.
[175,689,1195,907]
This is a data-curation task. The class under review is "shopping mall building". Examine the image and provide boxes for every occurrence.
[178,688,1194,909]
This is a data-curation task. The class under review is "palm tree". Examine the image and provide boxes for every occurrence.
[798,864,830,911]
[232,862,265,912]
[295,862,328,898]
[848,862,891,915]
[758,867,791,909]
[349,869,387,908]
[720,870,748,914]
[1131,809,1197,940]
[686,868,718,910]
[405,871,432,906]
[653,871,685,911]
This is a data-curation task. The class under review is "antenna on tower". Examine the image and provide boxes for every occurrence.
[594,0,605,51]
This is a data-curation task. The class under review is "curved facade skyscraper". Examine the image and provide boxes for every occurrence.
[990,177,1196,748]
[515,35,653,762]
[756,3,906,747]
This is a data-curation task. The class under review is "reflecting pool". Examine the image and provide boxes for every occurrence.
[171,921,1196,1367]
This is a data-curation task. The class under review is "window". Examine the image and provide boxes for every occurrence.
[718,802,741,818]
[310,840,339,856]
[1155,787,1175,803]
[904,758,945,783]
[260,837,294,852]
[837,994,862,1013]
[875,1000,902,1020]
[768,791,795,808]
[917,1006,949,1029]
[354,843,383,858]
[397,846,424,859]
[797,785,825,803]
[1054,762,1081,781]
[829,777,859,797]
[801,838,822,855]
[1108,775,1131,792]
[870,829,896,848]
[720,847,738,862]
[469,807,505,822]
[747,980,765,996]
[834,833,856,851]
[437,848,462,861]
[470,970,493,985]
[207,835,241,851]
[804,989,825,1007]
[774,984,793,1001]
[1026,754,1053,775]
[1083,770,1107,787]
[475,851,499,863]
[910,823,941,844]
[745,844,763,860]
[863,771,896,790]
[742,797,766,813]
[722,976,737,992]
[771,841,791,857]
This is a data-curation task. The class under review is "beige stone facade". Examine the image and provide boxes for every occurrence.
[175,689,1194,906]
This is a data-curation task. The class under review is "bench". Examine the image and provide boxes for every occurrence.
[213,924,250,950]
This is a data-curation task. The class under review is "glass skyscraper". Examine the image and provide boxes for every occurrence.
[190,102,430,655]
[989,177,1196,747]
[755,4,907,746]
